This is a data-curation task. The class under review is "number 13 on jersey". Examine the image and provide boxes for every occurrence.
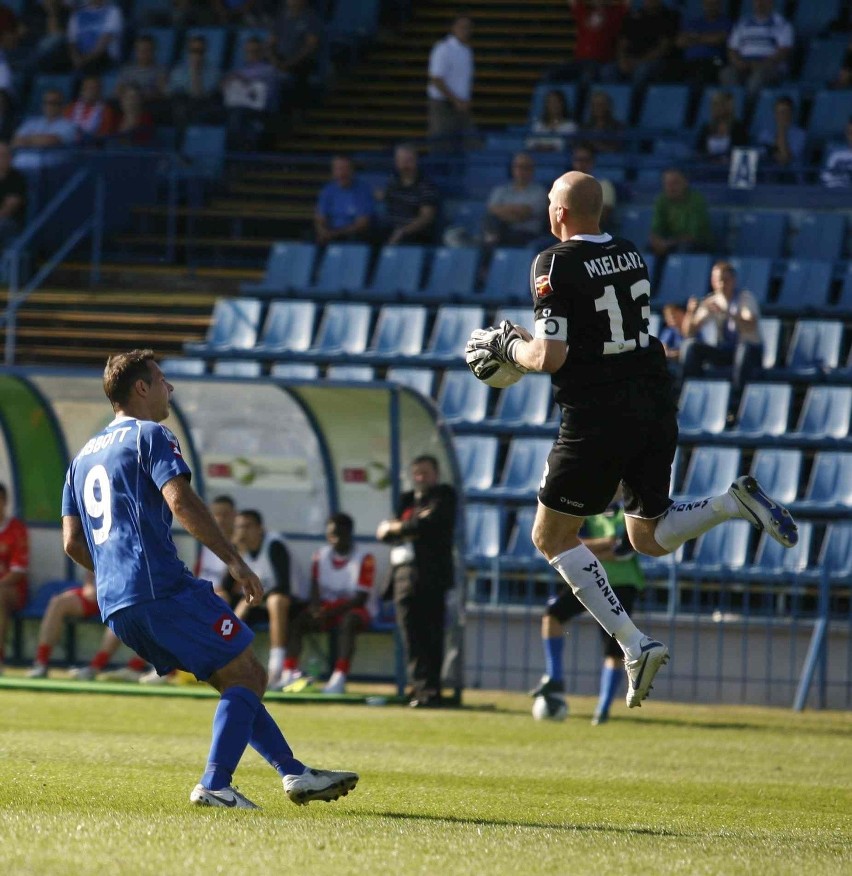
[594,278,651,355]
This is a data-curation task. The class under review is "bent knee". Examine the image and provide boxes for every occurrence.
[631,531,668,557]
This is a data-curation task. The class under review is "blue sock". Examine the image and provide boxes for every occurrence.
[249,705,306,778]
[596,664,621,716]
[543,636,564,682]
[201,686,261,791]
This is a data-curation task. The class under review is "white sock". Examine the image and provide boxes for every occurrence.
[654,493,739,553]
[268,647,286,680]
[549,543,644,657]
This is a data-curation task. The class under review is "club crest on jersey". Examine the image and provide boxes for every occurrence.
[535,274,553,298]
[169,440,183,458]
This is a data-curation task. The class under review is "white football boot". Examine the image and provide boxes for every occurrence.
[625,636,670,708]
[101,666,145,682]
[728,476,798,548]
[283,767,359,806]
[189,784,259,809]
[26,663,48,679]
[322,670,347,695]
[68,665,96,681]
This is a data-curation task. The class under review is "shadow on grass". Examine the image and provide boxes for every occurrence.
[375,811,688,837]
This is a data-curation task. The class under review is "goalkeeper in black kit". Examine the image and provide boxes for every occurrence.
[465,171,798,708]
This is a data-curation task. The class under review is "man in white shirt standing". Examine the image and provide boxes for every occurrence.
[426,15,474,151]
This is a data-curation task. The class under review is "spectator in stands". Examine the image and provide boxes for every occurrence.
[66,0,124,75]
[0,90,14,143]
[168,34,219,130]
[549,1,629,85]
[754,95,805,183]
[695,90,747,164]
[0,141,26,246]
[482,151,548,247]
[222,36,280,151]
[570,141,615,228]
[26,572,149,681]
[113,84,155,146]
[821,117,852,188]
[0,481,28,675]
[579,88,625,153]
[115,34,168,105]
[314,154,374,245]
[680,260,762,407]
[224,509,305,690]
[64,74,117,139]
[36,1,77,72]
[426,14,474,152]
[649,168,713,257]
[675,0,732,86]
[269,0,323,103]
[282,513,375,695]
[719,0,793,96]
[377,455,457,709]
[12,88,79,170]
[525,89,577,151]
[375,143,439,245]
[607,0,680,86]
[659,302,686,361]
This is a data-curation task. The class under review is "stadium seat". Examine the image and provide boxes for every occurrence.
[770,260,833,315]
[362,305,427,360]
[503,507,546,567]
[728,383,792,441]
[778,320,844,379]
[830,262,852,316]
[304,303,372,357]
[385,367,435,396]
[528,82,580,127]
[493,307,533,332]
[637,84,690,131]
[785,386,852,444]
[253,300,316,355]
[213,360,262,377]
[326,365,375,381]
[138,27,177,68]
[794,0,843,38]
[300,244,371,297]
[184,298,262,355]
[465,504,501,561]
[731,211,787,259]
[160,357,206,376]
[748,448,802,506]
[240,242,316,296]
[484,374,552,430]
[678,520,751,578]
[748,88,802,140]
[181,125,227,178]
[453,434,499,491]
[742,522,813,582]
[184,28,228,72]
[653,254,713,310]
[488,438,553,501]
[804,522,852,582]
[423,306,485,363]
[270,362,319,380]
[364,246,426,300]
[437,371,489,425]
[790,214,846,262]
[445,200,487,237]
[759,317,782,370]
[677,380,731,438]
[618,207,653,252]
[793,453,852,514]
[418,246,479,302]
[807,90,852,145]
[481,248,534,304]
[799,37,849,87]
[673,446,741,502]
[727,256,772,307]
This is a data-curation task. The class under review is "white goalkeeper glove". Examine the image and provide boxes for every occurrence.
[465,320,529,381]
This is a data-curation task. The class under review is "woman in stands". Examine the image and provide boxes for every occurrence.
[695,90,747,165]
[527,89,577,152]
[579,89,624,153]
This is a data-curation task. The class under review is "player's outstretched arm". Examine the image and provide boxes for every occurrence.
[62,515,94,571]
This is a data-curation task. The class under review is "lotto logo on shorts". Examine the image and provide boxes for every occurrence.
[214,614,238,640]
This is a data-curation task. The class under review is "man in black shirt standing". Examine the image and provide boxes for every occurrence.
[467,170,798,709]
[0,141,26,247]
[377,455,457,708]
[376,143,440,245]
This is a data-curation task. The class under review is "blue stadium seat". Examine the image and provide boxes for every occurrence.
[326,365,375,381]
[301,244,371,297]
[445,200,487,236]
[138,27,177,68]
[771,260,833,315]
[26,74,74,115]
[454,435,499,491]
[653,254,713,310]
[364,305,427,359]
[727,256,772,307]
[503,507,546,567]
[438,371,489,425]
[759,317,782,370]
[240,242,316,296]
[831,262,852,316]
[417,247,479,303]
[791,214,846,262]
[805,522,852,582]
[749,447,802,506]
[799,37,849,87]
[184,28,229,73]
[748,88,802,139]
[386,367,435,396]
[678,520,751,578]
[213,360,262,377]
[731,211,787,258]
[465,504,501,561]
[481,248,534,304]
[637,84,690,131]
[742,522,813,582]
[693,86,746,129]
[305,303,372,357]
[184,298,262,355]
[270,362,319,380]
[729,383,792,441]
[160,357,206,376]
[489,438,553,501]
[785,386,852,444]
[424,306,485,363]
[365,246,426,300]
[793,453,852,514]
[254,301,316,355]
[181,125,227,178]
[484,374,552,430]
[778,320,844,379]
[618,207,653,251]
[583,84,632,125]
[673,446,741,502]
[134,1,173,26]
[528,82,580,127]
[677,380,731,438]
[794,0,843,39]
[493,307,534,333]
[807,90,852,144]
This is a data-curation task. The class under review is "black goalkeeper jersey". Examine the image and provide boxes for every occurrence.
[529,233,669,407]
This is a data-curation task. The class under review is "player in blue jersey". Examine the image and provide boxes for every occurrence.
[61,349,358,809]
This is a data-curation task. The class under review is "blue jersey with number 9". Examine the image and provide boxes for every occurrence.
[61,415,195,620]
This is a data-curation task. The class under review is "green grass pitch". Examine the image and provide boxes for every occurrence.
[1,687,850,876]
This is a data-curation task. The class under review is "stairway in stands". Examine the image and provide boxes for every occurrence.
[1,0,572,367]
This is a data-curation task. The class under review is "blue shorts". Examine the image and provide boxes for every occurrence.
[108,581,255,681]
